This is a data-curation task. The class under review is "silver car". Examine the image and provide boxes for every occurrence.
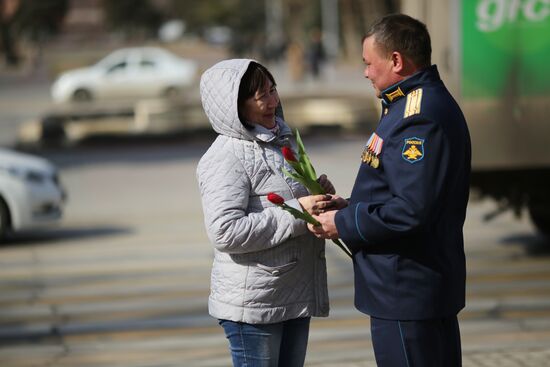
[0,149,65,241]
[51,46,198,103]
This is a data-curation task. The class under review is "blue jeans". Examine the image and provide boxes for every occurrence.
[219,317,311,367]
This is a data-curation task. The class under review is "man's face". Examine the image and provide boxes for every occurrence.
[362,36,397,98]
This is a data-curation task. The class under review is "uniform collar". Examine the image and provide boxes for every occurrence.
[380,65,440,105]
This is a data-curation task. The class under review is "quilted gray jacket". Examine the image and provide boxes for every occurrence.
[196,59,329,324]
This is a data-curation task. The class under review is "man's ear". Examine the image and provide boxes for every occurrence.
[391,51,404,73]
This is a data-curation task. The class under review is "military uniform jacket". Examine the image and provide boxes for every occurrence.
[335,65,471,320]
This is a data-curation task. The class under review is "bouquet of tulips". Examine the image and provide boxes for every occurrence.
[270,129,352,258]
[281,131,325,195]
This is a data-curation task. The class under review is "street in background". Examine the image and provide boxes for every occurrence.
[0,138,549,366]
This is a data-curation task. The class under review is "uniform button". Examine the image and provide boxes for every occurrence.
[272,270,280,276]
[319,251,325,259]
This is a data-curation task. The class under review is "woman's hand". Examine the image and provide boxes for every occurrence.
[317,174,335,194]
[298,194,333,215]
[298,194,348,215]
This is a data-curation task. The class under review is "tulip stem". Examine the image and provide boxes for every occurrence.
[331,239,353,258]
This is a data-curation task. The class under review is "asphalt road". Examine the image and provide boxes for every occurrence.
[1,135,550,366]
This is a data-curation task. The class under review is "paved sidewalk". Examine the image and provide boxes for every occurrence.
[309,347,550,366]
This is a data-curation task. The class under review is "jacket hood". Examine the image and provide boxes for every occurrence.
[199,59,289,142]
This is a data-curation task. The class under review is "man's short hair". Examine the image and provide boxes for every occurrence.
[365,14,431,69]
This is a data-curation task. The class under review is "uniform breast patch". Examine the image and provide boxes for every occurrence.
[402,137,424,163]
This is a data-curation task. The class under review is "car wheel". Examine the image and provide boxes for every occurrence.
[0,198,10,242]
[72,88,92,102]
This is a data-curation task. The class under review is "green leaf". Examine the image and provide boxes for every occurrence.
[283,168,325,195]
[331,239,353,258]
[282,167,309,187]
[282,129,326,195]
[306,180,326,195]
[295,129,318,181]
[281,203,321,226]
[288,159,305,177]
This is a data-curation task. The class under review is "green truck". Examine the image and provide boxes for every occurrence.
[402,0,550,234]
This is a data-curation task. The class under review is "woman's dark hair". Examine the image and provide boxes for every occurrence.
[365,14,431,69]
[237,61,277,128]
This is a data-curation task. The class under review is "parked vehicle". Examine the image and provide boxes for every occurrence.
[0,149,65,241]
[402,0,550,234]
[51,47,198,103]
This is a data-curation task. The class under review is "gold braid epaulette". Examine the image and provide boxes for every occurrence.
[404,88,423,118]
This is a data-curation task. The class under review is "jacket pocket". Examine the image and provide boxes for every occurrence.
[255,260,297,276]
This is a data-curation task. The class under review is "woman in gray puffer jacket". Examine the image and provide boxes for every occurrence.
[197,59,333,367]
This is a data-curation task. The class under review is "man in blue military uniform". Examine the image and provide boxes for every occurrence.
[309,14,471,366]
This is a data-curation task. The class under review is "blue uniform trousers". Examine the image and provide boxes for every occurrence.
[370,315,461,367]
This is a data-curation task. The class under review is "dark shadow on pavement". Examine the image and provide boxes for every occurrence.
[500,232,550,256]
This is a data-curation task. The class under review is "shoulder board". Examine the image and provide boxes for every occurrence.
[404,88,423,118]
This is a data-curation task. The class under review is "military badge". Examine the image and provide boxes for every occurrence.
[385,87,405,102]
[362,133,383,168]
[402,137,424,163]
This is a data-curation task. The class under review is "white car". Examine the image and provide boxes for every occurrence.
[0,149,65,241]
[51,47,198,103]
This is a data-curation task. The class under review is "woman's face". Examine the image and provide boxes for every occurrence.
[241,80,279,129]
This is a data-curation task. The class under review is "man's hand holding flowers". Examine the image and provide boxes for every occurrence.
[268,192,352,258]
[307,194,349,240]
[308,210,341,240]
